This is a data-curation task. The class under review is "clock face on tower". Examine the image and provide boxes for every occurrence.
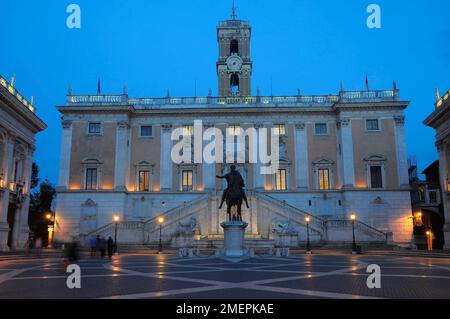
[226,55,243,72]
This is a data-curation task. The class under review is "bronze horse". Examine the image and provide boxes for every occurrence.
[216,165,250,222]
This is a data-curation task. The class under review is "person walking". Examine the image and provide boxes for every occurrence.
[35,237,42,257]
[107,237,114,260]
[95,235,101,258]
[100,237,107,258]
[89,235,97,257]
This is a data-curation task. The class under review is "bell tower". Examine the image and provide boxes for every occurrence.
[217,3,252,97]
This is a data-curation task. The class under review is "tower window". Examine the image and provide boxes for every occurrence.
[274,124,286,136]
[275,169,287,191]
[140,126,153,137]
[182,170,194,192]
[183,125,194,137]
[318,168,330,190]
[230,39,239,55]
[315,123,328,135]
[139,170,150,192]
[370,166,383,188]
[85,168,98,190]
[88,122,101,134]
[230,74,239,95]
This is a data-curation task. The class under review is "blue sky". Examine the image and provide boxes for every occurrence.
[0,0,449,182]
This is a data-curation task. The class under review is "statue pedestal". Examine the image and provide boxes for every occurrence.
[220,221,248,258]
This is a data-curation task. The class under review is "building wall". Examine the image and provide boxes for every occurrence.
[0,79,46,252]
[352,118,399,188]
[55,103,413,246]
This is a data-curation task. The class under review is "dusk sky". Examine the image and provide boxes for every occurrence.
[0,0,449,183]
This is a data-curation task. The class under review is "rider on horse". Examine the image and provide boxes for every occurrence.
[216,165,250,209]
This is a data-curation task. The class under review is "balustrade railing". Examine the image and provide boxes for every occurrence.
[256,193,325,232]
[325,219,386,241]
[66,89,399,108]
[0,75,36,113]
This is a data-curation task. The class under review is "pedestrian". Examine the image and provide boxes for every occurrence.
[63,238,80,271]
[35,237,42,256]
[107,236,114,259]
[100,237,107,258]
[24,238,31,256]
[89,235,97,257]
[95,235,101,257]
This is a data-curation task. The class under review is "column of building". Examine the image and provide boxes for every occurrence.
[57,120,72,189]
[160,124,173,191]
[202,124,215,192]
[0,135,14,251]
[252,123,265,190]
[11,146,33,250]
[114,121,129,191]
[437,141,450,249]
[294,122,309,190]
[394,116,410,187]
[338,119,355,188]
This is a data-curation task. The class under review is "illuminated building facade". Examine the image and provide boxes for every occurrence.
[424,89,450,249]
[0,75,47,252]
[54,8,413,247]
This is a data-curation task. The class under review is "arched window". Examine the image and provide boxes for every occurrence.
[230,73,239,95]
[230,39,239,55]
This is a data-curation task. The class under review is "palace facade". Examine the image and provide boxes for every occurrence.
[424,89,450,249]
[0,75,47,252]
[54,9,413,247]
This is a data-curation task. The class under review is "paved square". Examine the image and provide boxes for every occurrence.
[0,252,449,299]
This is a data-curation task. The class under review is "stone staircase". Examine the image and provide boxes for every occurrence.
[256,192,325,237]
[81,195,209,246]
[81,192,389,249]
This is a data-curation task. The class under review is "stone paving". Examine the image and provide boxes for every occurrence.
[0,252,449,299]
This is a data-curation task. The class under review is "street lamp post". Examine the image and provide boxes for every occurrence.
[426,230,433,251]
[45,213,54,248]
[113,215,120,255]
[305,216,311,254]
[350,213,357,254]
[158,217,164,253]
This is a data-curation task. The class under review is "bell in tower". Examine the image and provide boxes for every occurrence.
[216,2,252,97]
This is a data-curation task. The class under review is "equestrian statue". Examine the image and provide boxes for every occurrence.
[216,165,250,222]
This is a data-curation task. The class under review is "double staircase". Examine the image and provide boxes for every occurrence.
[81,192,389,249]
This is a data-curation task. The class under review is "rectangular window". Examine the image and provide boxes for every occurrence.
[85,168,98,190]
[182,170,193,192]
[275,169,287,191]
[183,125,194,137]
[88,123,101,134]
[228,125,241,136]
[315,123,328,135]
[318,168,330,190]
[370,166,383,188]
[140,126,153,137]
[366,119,380,131]
[274,124,286,136]
[139,170,150,192]
[429,191,437,203]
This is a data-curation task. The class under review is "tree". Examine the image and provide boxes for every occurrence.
[28,164,56,246]
[30,162,39,190]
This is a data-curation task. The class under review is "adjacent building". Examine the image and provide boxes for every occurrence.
[409,160,445,249]
[0,75,47,252]
[424,89,450,249]
[54,8,413,247]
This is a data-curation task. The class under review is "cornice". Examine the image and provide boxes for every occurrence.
[1,88,47,133]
